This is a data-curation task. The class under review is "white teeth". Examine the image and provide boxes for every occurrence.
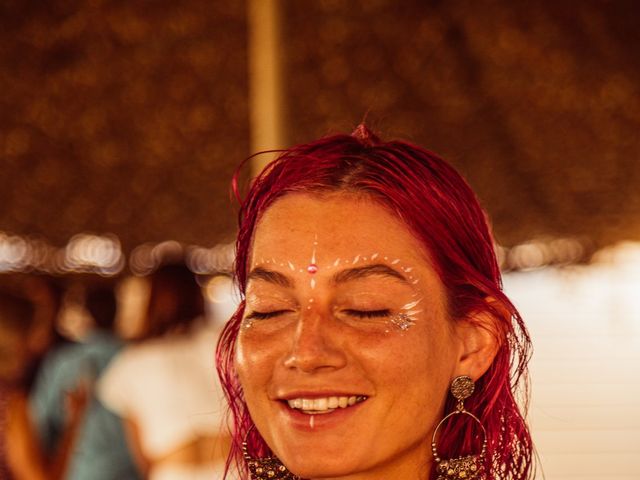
[287,395,367,413]
[315,398,328,410]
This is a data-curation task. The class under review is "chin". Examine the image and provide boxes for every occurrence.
[284,458,360,480]
[274,434,368,477]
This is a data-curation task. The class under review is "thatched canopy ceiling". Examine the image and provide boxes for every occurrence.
[1,0,638,266]
[282,0,640,248]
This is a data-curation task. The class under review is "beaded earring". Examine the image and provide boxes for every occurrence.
[431,376,487,480]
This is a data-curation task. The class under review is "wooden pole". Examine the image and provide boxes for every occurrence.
[247,0,285,176]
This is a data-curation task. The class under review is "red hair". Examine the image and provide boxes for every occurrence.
[216,126,533,479]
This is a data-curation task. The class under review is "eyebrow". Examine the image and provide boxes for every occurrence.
[246,263,409,288]
[332,263,409,284]
[247,267,293,288]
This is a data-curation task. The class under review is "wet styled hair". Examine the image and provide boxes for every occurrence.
[217,125,533,479]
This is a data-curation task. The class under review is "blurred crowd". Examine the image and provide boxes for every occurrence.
[0,263,234,480]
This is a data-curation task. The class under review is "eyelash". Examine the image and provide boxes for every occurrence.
[343,309,391,319]
[245,310,291,320]
[245,309,392,320]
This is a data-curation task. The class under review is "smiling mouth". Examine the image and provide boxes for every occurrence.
[285,395,368,414]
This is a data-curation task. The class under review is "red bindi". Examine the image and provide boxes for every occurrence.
[307,264,318,274]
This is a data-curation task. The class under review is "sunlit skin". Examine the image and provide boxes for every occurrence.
[235,193,495,480]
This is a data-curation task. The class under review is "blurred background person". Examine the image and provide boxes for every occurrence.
[20,275,70,392]
[29,279,141,480]
[1,287,85,480]
[98,263,230,480]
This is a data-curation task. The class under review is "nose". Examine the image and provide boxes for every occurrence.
[282,311,347,373]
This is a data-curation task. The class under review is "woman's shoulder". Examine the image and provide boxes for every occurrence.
[113,337,176,364]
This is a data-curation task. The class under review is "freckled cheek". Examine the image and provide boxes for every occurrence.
[235,334,281,392]
[376,336,447,394]
[373,321,448,370]
[354,343,434,413]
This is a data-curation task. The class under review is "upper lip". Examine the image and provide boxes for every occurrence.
[275,390,371,400]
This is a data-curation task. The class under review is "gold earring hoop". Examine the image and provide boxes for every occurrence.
[242,425,300,480]
[431,376,487,480]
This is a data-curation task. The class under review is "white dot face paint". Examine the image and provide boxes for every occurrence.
[247,244,423,334]
[307,235,319,291]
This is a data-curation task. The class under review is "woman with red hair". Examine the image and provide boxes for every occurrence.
[217,125,533,480]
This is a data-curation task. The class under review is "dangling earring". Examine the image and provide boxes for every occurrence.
[242,425,300,480]
[431,375,487,480]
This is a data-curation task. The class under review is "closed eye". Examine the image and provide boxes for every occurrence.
[343,309,391,318]
[245,310,291,320]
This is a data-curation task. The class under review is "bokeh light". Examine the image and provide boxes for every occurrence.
[63,233,124,276]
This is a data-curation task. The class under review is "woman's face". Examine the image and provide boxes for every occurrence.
[235,193,467,479]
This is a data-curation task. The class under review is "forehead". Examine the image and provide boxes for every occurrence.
[250,193,428,266]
